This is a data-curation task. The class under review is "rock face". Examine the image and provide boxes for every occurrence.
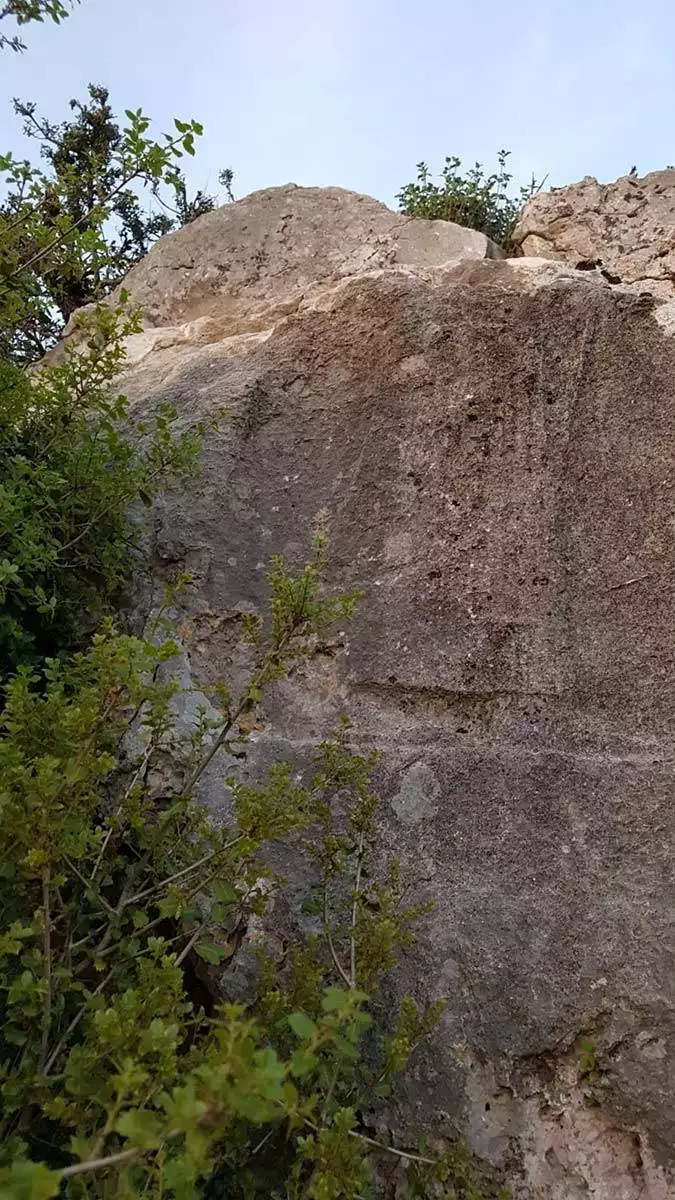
[114,183,501,336]
[117,186,675,1199]
[512,170,675,299]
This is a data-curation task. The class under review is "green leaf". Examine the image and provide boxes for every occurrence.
[116,1109,163,1150]
[374,1081,393,1099]
[211,882,238,906]
[289,1048,317,1078]
[321,986,351,1013]
[288,1011,317,1040]
[0,1159,60,1199]
[195,941,227,965]
[4,1026,28,1046]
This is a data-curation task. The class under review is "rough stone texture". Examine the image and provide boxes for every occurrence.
[108,183,500,337]
[116,187,675,1198]
[512,170,675,300]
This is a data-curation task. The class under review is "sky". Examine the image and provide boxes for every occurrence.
[1,0,675,210]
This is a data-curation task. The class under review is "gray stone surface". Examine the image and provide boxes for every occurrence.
[115,189,675,1198]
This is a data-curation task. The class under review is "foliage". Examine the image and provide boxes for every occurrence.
[0,562,458,1199]
[0,300,206,674]
[397,150,544,249]
[0,84,232,364]
[0,0,76,53]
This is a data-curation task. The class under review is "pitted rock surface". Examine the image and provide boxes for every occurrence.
[513,170,675,301]
[113,187,675,1198]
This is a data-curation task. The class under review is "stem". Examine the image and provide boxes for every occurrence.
[180,626,297,798]
[44,972,112,1077]
[323,885,352,991]
[303,1118,438,1167]
[1,134,187,289]
[65,856,116,915]
[125,835,244,908]
[90,745,153,882]
[350,829,365,990]
[348,1129,437,1166]
[39,866,52,1071]
[60,1145,141,1179]
[174,921,207,968]
[60,1129,183,1180]
[250,1128,275,1158]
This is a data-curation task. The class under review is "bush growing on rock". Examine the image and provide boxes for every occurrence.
[397,150,543,249]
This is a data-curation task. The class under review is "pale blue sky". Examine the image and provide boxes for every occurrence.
[1,0,674,208]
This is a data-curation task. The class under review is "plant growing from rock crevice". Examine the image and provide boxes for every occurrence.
[397,150,544,250]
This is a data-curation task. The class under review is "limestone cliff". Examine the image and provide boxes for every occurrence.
[111,183,675,1200]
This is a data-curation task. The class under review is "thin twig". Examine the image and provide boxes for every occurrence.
[125,836,244,908]
[250,1128,275,1158]
[348,1129,437,1166]
[90,745,153,882]
[65,857,116,915]
[303,1118,438,1167]
[0,134,187,290]
[59,1128,183,1179]
[44,973,112,1077]
[607,575,649,591]
[323,886,352,990]
[174,921,207,968]
[60,1145,141,1179]
[180,623,298,798]
[350,829,365,989]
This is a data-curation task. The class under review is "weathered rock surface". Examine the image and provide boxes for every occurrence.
[117,187,675,1198]
[113,183,500,341]
[513,170,675,300]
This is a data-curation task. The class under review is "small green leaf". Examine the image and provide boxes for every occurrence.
[374,1081,393,1098]
[211,882,238,906]
[288,1011,317,1040]
[321,986,351,1013]
[4,1026,28,1046]
[195,941,227,965]
[289,1048,317,1078]
[0,1159,60,1198]
[116,1109,162,1149]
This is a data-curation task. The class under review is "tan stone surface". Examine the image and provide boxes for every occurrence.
[112,188,675,1198]
[112,183,501,336]
[513,170,675,299]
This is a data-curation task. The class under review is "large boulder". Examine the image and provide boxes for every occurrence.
[116,187,675,1199]
[512,170,675,300]
[113,182,501,335]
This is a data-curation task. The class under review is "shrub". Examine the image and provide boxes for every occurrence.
[0,300,206,674]
[0,567,462,1198]
[397,150,544,249]
[0,85,231,364]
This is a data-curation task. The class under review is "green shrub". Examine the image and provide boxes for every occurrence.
[0,571,459,1198]
[0,300,205,674]
[397,150,544,249]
